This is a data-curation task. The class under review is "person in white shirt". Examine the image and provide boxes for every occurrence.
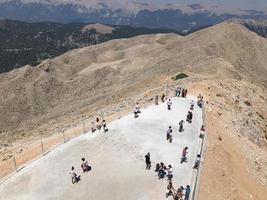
[193,154,201,169]
[69,166,80,184]
[190,100,194,110]
[167,165,173,181]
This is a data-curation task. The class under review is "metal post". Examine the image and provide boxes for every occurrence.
[41,140,44,156]
[101,111,104,120]
[83,120,86,134]
[166,82,169,100]
[117,108,120,119]
[131,101,134,110]
[13,156,18,172]
[63,132,66,143]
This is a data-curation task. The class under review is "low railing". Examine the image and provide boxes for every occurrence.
[0,83,177,185]
[192,102,207,200]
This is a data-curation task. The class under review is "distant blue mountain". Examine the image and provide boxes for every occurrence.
[0,0,266,31]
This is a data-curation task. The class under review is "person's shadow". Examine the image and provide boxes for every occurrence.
[84,165,92,173]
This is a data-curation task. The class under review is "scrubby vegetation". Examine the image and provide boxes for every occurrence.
[172,73,188,80]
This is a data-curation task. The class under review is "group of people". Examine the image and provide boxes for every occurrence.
[155,162,173,181]
[91,117,108,133]
[72,88,204,199]
[166,183,191,200]
[155,93,166,105]
[69,158,91,184]
[175,87,188,98]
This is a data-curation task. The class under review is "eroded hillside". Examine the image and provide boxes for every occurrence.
[0,21,266,199]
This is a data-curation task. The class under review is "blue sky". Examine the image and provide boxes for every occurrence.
[137,0,267,10]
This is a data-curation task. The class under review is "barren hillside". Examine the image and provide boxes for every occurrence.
[0,21,267,199]
[0,22,266,142]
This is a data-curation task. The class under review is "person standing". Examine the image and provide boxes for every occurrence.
[181,147,188,163]
[193,154,201,169]
[167,99,172,110]
[179,120,185,132]
[145,152,151,170]
[102,119,107,132]
[184,89,188,97]
[155,95,159,105]
[161,93,165,102]
[184,185,191,200]
[134,107,139,118]
[136,102,141,113]
[167,165,173,181]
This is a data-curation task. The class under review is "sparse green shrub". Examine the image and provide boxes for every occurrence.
[172,73,188,80]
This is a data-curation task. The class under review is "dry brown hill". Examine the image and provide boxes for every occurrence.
[0,22,266,142]
[0,21,267,200]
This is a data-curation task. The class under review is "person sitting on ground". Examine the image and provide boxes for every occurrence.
[167,99,172,110]
[69,166,80,184]
[179,120,185,132]
[184,185,191,200]
[155,163,160,172]
[181,147,188,163]
[193,154,201,169]
[145,152,151,170]
[81,158,90,173]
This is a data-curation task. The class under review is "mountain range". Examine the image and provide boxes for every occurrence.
[1,18,266,74]
[0,19,178,73]
[0,0,267,31]
[0,21,266,141]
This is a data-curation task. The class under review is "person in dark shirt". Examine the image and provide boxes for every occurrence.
[145,152,151,170]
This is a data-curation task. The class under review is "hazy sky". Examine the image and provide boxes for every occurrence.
[138,0,267,10]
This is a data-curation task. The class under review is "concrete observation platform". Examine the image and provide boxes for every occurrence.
[0,96,203,200]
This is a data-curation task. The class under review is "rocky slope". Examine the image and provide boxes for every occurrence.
[0,21,266,199]
[229,18,267,38]
[0,21,266,142]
